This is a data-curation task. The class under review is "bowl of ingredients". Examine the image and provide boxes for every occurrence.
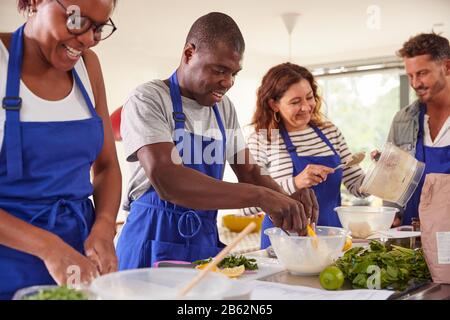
[334,206,398,239]
[222,213,263,233]
[264,226,349,275]
[13,285,93,300]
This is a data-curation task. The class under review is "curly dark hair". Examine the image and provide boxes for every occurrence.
[397,33,450,61]
[251,62,330,142]
[18,0,118,12]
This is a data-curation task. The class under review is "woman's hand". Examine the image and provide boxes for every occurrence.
[84,220,118,275]
[294,164,335,189]
[41,236,99,286]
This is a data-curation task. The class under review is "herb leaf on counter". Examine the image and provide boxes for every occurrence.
[334,240,431,291]
[193,255,258,271]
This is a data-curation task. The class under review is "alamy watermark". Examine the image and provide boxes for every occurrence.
[66,5,82,30]
[366,265,382,290]
[169,122,286,176]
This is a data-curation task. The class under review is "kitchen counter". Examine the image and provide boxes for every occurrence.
[247,250,450,300]
[258,270,450,300]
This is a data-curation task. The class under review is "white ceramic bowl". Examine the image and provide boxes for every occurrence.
[264,226,349,275]
[334,206,398,239]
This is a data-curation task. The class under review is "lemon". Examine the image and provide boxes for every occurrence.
[307,224,319,249]
[342,236,352,252]
[218,265,245,278]
[306,224,317,237]
[319,266,345,290]
[195,263,219,272]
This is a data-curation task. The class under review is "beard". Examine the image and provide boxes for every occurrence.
[416,76,447,103]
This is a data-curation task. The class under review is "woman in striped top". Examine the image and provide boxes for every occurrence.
[242,63,366,249]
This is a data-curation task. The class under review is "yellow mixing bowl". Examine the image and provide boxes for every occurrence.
[222,214,264,233]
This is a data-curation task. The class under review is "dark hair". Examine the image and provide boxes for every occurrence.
[251,62,329,142]
[397,33,450,61]
[17,0,118,12]
[185,12,245,55]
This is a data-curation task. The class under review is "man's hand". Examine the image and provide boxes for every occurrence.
[289,188,319,225]
[259,188,308,235]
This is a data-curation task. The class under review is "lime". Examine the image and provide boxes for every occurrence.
[319,266,345,290]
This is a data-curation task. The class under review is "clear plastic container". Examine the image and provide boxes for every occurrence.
[360,142,425,206]
[264,226,349,276]
[89,268,250,300]
[334,206,398,239]
[12,285,95,300]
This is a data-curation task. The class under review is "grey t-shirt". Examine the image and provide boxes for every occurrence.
[121,79,246,210]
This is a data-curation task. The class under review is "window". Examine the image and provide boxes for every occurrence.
[317,70,403,205]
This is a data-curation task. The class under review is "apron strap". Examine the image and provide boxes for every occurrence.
[168,71,226,161]
[311,125,339,156]
[279,123,303,173]
[72,69,99,119]
[177,210,202,240]
[416,104,427,162]
[3,25,25,181]
[212,104,227,164]
[29,199,90,240]
[169,71,186,132]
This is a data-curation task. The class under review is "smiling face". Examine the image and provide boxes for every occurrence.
[271,79,316,131]
[404,54,450,104]
[182,41,243,106]
[30,0,114,71]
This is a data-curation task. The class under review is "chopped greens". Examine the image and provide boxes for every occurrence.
[23,286,88,300]
[334,240,431,291]
[193,255,258,271]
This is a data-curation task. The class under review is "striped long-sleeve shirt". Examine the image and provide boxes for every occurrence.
[242,123,366,215]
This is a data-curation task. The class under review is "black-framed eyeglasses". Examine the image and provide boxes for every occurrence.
[55,0,117,41]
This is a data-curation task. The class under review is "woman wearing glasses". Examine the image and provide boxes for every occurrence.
[0,0,121,299]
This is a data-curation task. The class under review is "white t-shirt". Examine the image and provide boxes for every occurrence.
[0,39,95,149]
[424,114,450,147]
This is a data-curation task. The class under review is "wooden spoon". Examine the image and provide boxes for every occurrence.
[334,152,365,170]
[176,222,256,298]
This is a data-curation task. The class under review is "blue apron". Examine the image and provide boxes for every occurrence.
[260,124,343,249]
[402,105,450,225]
[0,25,104,300]
[116,71,226,269]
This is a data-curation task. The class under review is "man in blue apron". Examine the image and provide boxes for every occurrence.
[116,12,318,269]
[386,33,450,225]
[0,1,121,299]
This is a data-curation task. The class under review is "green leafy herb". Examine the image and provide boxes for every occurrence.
[334,240,431,291]
[24,286,88,300]
[193,255,258,271]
